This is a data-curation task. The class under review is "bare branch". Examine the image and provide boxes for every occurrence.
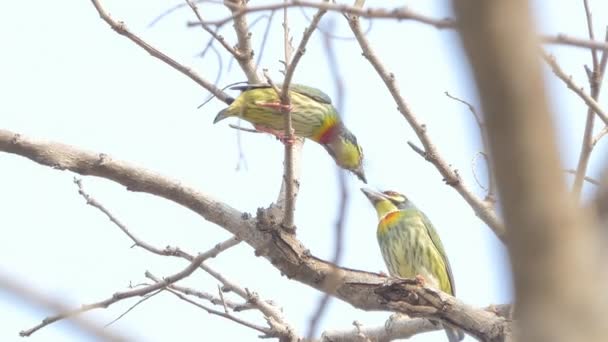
[564,169,600,185]
[145,273,274,336]
[275,1,329,230]
[204,1,455,28]
[445,91,496,203]
[346,15,506,242]
[541,33,608,51]
[541,50,608,126]
[321,316,438,342]
[572,28,608,197]
[0,273,127,340]
[22,251,210,336]
[186,0,243,58]
[224,0,260,82]
[194,0,608,53]
[582,0,598,69]
[89,0,231,104]
[0,128,510,340]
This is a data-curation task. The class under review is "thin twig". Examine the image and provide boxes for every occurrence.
[583,0,598,69]
[186,0,243,58]
[166,282,248,310]
[593,125,608,145]
[445,91,496,202]
[542,33,608,51]
[104,289,163,327]
[89,0,232,104]
[347,14,506,242]
[0,274,127,340]
[203,1,456,28]
[223,0,259,82]
[279,1,297,230]
[277,0,329,230]
[73,178,299,337]
[146,273,272,335]
[541,50,608,126]
[73,177,242,256]
[572,27,608,197]
[22,252,210,336]
[565,169,601,185]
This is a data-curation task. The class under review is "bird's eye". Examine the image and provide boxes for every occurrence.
[383,190,405,203]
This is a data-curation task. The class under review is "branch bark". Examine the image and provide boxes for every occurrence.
[453,1,608,341]
[0,128,510,341]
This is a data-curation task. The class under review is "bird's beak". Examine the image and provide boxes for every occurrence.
[213,108,230,124]
[360,187,387,204]
[354,167,367,184]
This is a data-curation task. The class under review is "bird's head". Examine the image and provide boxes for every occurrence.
[324,129,366,183]
[361,188,412,219]
[213,94,240,123]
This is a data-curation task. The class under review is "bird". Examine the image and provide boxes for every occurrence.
[214,83,366,183]
[360,188,464,342]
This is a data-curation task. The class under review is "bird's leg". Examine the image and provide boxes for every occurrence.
[415,274,426,286]
[253,124,296,145]
[255,101,293,113]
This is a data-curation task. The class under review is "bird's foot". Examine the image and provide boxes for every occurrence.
[415,274,426,286]
[277,130,296,146]
[256,101,293,113]
[253,125,295,145]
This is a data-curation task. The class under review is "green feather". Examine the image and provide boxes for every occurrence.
[230,83,332,105]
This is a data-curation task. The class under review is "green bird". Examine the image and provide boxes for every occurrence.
[214,83,366,183]
[361,188,464,342]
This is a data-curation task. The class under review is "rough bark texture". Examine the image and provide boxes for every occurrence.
[0,128,510,341]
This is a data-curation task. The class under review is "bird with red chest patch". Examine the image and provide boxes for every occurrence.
[361,188,464,342]
[214,83,366,183]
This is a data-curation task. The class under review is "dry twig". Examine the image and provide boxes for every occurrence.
[346,14,506,242]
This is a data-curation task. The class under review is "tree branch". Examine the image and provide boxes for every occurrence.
[541,50,608,126]
[89,0,231,104]
[453,1,608,341]
[346,15,506,242]
[224,0,260,83]
[0,128,509,341]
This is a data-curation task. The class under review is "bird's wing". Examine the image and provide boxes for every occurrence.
[230,83,332,105]
[420,212,456,295]
[289,84,332,104]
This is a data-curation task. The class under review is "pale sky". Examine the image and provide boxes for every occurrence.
[1,1,607,341]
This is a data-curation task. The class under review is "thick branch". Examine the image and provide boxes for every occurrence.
[0,129,509,341]
[453,1,608,341]
[321,317,438,342]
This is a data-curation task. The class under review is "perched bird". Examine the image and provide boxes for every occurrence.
[361,188,464,342]
[214,83,366,183]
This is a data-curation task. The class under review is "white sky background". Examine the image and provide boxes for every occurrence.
[1,1,607,341]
